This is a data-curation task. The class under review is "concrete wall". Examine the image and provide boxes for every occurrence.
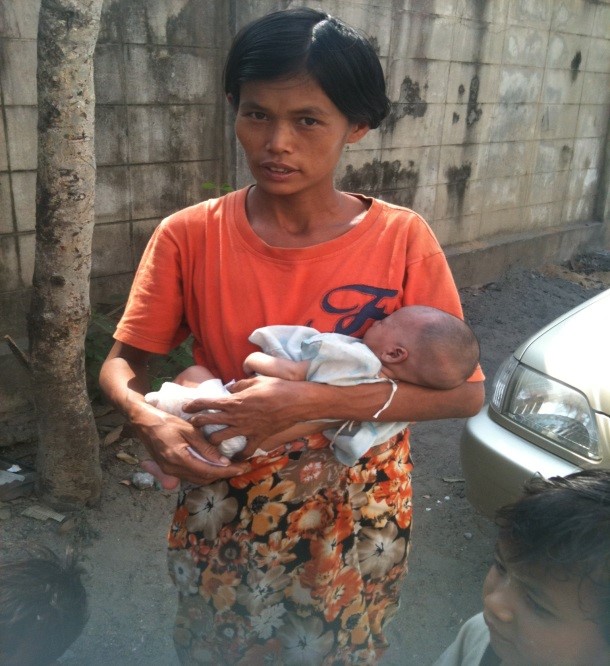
[1,0,609,443]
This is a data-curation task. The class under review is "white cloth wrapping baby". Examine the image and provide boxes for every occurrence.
[144,379,247,458]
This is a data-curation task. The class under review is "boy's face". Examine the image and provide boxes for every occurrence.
[482,542,609,666]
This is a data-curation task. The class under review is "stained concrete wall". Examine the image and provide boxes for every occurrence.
[1,0,609,443]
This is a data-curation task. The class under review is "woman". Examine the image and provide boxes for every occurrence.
[100,8,484,664]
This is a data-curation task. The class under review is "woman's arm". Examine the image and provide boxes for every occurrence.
[99,342,248,484]
[307,378,485,423]
[185,375,485,457]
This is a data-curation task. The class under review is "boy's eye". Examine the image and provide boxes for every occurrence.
[299,117,319,126]
[247,111,267,120]
[493,556,507,575]
[524,593,554,619]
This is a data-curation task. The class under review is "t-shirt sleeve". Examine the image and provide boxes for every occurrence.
[114,221,190,354]
[402,218,485,383]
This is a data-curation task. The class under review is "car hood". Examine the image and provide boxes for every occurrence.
[514,289,610,415]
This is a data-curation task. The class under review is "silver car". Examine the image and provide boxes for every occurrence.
[460,288,610,518]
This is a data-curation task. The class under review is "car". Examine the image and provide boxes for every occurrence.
[460,288,610,518]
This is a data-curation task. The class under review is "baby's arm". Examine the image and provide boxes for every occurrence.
[243,351,310,381]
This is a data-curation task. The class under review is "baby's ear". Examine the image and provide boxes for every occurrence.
[381,346,408,364]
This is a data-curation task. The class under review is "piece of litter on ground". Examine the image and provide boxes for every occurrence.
[7,464,21,473]
[104,424,125,446]
[425,507,432,511]
[93,404,115,418]
[0,466,36,501]
[131,472,156,490]
[444,495,451,501]
[422,494,431,499]
[442,477,465,483]
[57,516,77,535]
[22,504,65,522]
[463,532,473,540]
[116,451,139,465]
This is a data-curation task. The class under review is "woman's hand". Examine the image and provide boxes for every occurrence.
[99,342,249,485]
[184,375,311,452]
[131,403,249,485]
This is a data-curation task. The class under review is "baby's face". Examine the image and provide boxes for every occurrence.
[482,543,609,666]
[361,314,398,358]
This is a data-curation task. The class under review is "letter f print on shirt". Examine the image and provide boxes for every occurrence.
[321,284,398,335]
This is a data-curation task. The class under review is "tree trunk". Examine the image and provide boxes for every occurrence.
[29,0,104,508]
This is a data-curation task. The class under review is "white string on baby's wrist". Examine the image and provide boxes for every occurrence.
[373,379,398,419]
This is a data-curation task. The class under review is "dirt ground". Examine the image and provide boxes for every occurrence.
[2,257,609,666]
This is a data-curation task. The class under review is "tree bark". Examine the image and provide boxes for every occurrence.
[29,0,104,508]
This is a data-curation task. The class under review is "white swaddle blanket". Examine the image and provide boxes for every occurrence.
[145,379,247,458]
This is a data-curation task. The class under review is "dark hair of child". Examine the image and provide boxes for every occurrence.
[0,547,88,666]
[224,7,391,128]
[495,469,610,643]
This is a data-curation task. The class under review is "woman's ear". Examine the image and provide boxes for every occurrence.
[381,346,408,364]
[346,122,370,144]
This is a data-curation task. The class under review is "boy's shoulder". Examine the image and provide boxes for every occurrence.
[433,613,491,666]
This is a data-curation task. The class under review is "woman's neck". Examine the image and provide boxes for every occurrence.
[246,186,368,248]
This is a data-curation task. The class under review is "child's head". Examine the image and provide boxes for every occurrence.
[0,547,88,666]
[362,305,479,389]
[224,8,390,128]
[483,469,610,666]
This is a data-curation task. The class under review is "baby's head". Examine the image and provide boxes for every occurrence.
[483,470,610,666]
[0,547,88,666]
[362,305,479,388]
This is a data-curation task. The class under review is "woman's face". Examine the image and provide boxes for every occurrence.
[234,75,368,198]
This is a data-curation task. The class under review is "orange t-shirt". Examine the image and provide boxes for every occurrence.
[115,188,484,385]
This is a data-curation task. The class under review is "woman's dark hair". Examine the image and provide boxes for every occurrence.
[495,469,610,643]
[224,7,390,129]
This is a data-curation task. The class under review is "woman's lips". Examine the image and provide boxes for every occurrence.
[260,162,297,179]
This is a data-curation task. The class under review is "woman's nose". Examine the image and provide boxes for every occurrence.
[266,122,293,153]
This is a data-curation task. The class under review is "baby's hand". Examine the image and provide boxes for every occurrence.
[242,352,262,377]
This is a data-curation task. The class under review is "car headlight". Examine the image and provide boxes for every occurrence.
[490,356,600,460]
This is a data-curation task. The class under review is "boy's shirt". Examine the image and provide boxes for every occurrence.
[433,613,500,666]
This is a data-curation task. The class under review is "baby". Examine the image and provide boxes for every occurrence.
[143,305,479,487]
[433,469,610,666]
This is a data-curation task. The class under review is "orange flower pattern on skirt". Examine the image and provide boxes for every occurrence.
[168,429,413,665]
